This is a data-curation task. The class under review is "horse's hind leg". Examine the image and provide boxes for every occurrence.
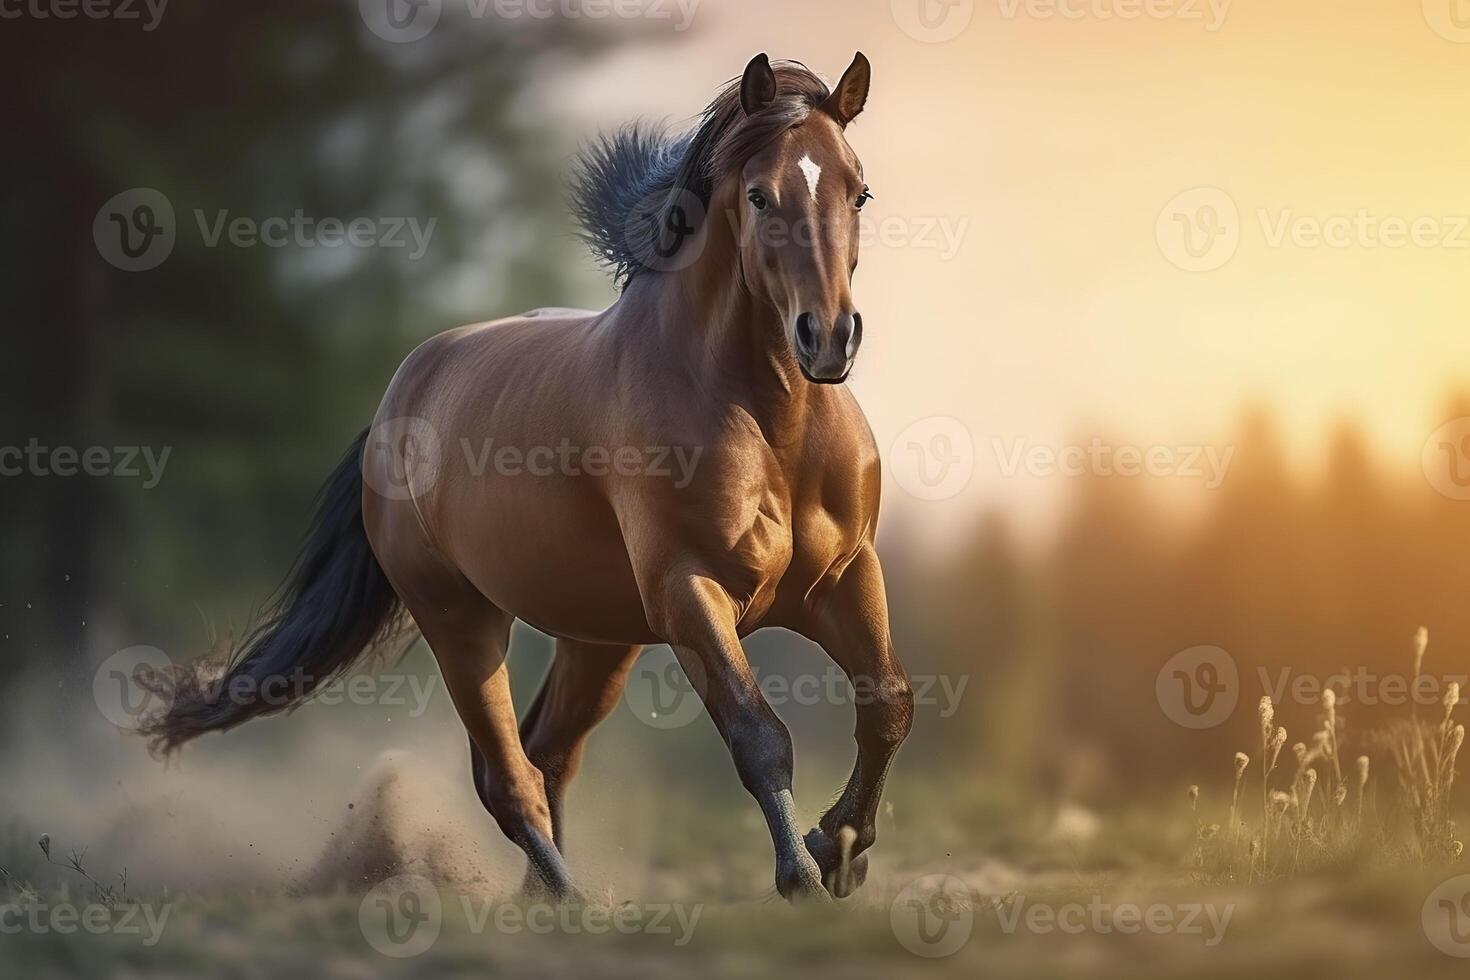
[404,588,577,899]
[519,639,642,850]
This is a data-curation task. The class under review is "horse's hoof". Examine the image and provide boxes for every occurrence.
[776,852,830,903]
[520,868,583,905]
[802,827,870,899]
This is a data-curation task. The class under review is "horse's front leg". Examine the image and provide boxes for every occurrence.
[796,544,914,898]
[646,571,828,901]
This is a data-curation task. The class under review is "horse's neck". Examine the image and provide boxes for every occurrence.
[647,256,811,445]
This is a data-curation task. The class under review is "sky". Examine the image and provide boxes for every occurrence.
[537,0,1470,538]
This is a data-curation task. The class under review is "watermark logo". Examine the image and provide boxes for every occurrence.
[1258,666,1466,709]
[360,0,442,42]
[1156,645,1238,729]
[891,0,975,43]
[1424,874,1470,956]
[0,440,172,488]
[94,188,176,272]
[94,188,438,270]
[463,897,702,942]
[623,187,708,274]
[890,416,975,501]
[991,437,1233,488]
[624,658,961,729]
[1423,418,1470,501]
[994,0,1230,30]
[360,0,699,40]
[1423,0,1470,43]
[0,899,172,946]
[92,646,174,730]
[1157,187,1240,272]
[992,895,1233,944]
[360,874,443,958]
[362,416,445,502]
[624,647,707,729]
[727,209,970,262]
[193,210,437,259]
[1162,188,1470,271]
[0,0,169,31]
[458,438,703,488]
[891,874,974,957]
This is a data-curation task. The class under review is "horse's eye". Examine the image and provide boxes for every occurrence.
[747,189,769,211]
[855,187,874,210]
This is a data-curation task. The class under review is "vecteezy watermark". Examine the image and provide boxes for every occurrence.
[891,875,1234,957]
[1423,0,1470,44]
[359,0,700,44]
[460,896,701,945]
[1157,187,1240,272]
[989,894,1234,945]
[0,0,169,31]
[991,437,1234,489]
[890,0,975,43]
[93,188,438,272]
[93,646,175,730]
[623,648,962,729]
[621,187,709,275]
[1256,667,1467,710]
[93,188,176,272]
[622,647,707,730]
[721,209,971,262]
[1159,186,1470,272]
[1157,644,1468,729]
[1424,874,1470,957]
[91,646,439,730]
[360,416,706,499]
[194,210,437,260]
[360,875,442,958]
[1423,417,1470,501]
[891,874,975,957]
[458,438,704,489]
[0,899,172,947]
[358,874,702,957]
[1156,646,1239,729]
[362,416,443,502]
[995,0,1230,30]
[0,440,172,488]
[890,416,976,502]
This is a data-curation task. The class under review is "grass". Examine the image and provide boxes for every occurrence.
[7,631,1470,978]
[1188,629,1467,883]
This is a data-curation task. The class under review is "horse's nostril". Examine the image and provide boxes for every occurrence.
[848,312,864,356]
[795,313,816,353]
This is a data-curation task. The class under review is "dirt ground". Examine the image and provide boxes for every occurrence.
[8,752,1470,979]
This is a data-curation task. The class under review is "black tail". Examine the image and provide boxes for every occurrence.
[141,429,406,753]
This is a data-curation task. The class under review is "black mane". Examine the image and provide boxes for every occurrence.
[569,62,831,289]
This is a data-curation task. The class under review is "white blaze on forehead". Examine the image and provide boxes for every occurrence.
[797,154,822,202]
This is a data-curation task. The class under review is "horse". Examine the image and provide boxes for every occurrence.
[144,52,913,903]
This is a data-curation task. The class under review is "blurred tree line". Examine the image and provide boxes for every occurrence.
[3,2,612,684]
[897,398,1470,793]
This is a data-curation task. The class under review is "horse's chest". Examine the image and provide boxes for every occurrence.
[722,478,869,627]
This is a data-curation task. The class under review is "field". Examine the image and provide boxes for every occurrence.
[7,742,1470,979]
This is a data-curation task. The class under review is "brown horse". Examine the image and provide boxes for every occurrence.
[145,52,913,902]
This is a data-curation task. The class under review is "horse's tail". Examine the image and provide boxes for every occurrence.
[140,428,407,754]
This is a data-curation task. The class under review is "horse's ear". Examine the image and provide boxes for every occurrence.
[740,53,778,116]
[821,52,871,127]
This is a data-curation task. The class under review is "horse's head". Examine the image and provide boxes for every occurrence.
[732,53,872,384]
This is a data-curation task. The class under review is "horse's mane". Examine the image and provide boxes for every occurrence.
[570,61,832,289]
